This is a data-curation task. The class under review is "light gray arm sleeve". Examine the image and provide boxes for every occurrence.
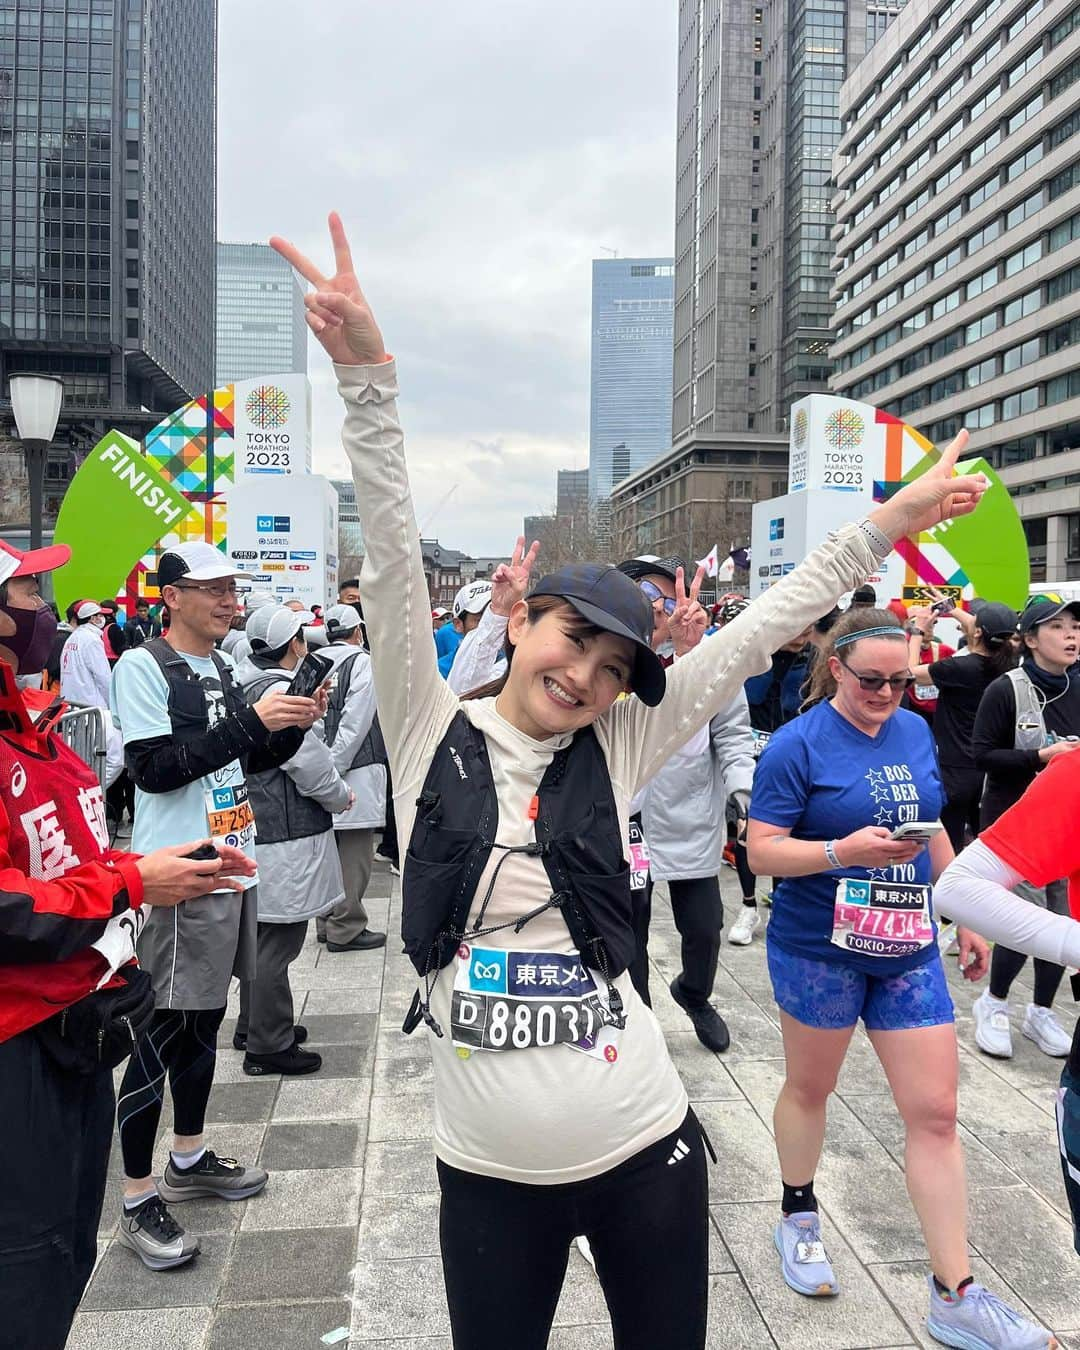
[446,609,508,696]
[934,839,1080,967]
[709,692,756,799]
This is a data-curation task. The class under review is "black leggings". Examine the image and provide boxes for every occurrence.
[989,878,1071,1008]
[734,839,756,900]
[669,875,724,1008]
[116,1006,226,1178]
[438,1109,710,1350]
[940,764,983,855]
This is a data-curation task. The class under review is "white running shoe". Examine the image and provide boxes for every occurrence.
[1021,1003,1072,1058]
[728,908,761,946]
[973,991,1013,1059]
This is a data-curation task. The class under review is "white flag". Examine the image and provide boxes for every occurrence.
[696,543,720,578]
[716,551,736,583]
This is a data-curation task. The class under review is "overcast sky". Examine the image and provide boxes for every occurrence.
[216,1,677,557]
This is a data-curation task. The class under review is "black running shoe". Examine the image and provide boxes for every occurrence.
[670,977,731,1053]
[157,1149,268,1202]
[118,1194,199,1269]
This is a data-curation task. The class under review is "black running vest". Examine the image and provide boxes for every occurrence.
[401,711,634,1037]
[239,671,331,847]
[141,637,249,744]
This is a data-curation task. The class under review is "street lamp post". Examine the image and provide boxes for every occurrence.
[9,374,63,552]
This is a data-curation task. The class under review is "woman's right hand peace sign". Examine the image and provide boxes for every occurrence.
[270,213,388,367]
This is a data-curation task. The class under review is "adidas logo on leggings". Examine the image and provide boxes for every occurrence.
[667,1138,690,1166]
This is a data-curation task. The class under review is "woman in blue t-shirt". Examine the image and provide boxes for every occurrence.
[747,609,1054,1350]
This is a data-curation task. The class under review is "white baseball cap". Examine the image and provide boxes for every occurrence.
[246,605,315,652]
[324,603,362,637]
[243,589,276,613]
[76,601,102,621]
[452,580,493,620]
[158,541,242,587]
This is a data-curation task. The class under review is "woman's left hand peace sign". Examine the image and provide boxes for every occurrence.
[270,213,388,367]
[667,565,709,657]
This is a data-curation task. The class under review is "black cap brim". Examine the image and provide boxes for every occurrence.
[1019,600,1080,633]
[560,594,667,707]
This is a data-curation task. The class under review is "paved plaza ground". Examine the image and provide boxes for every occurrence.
[67,859,1078,1349]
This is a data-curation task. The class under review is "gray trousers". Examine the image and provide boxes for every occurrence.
[237,920,308,1055]
[316,829,375,944]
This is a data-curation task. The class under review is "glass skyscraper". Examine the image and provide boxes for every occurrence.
[588,258,675,505]
[0,0,216,419]
[216,242,307,386]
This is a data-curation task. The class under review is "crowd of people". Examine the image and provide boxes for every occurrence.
[0,207,1076,1350]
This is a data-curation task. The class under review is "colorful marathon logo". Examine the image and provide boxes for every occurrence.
[245,385,291,430]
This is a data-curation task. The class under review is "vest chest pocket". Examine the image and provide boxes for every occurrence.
[401,824,479,972]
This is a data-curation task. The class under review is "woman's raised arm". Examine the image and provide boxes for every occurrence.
[270,213,456,779]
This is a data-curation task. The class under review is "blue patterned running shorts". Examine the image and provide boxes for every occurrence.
[766,941,955,1032]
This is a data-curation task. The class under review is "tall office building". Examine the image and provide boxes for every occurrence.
[675,0,904,442]
[332,477,363,561]
[216,242,307,386]
[831,0,1080,584]
[556,467,589,519]
[0,0,216,514]
[588,258,675,507]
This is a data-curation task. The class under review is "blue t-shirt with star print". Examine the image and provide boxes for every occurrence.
[750,699,943,973]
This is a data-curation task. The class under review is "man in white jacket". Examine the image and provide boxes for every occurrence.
[316,603,387,952]
[60,601,111,707]
[234,605,352,1075]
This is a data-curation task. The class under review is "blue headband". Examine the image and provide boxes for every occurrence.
[833,625,906,650]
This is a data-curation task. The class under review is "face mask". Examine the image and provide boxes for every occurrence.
[0,601,57,674]
[92,614,107,629]
[656,639,675,660]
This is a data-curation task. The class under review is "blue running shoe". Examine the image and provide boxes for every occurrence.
[773,1211,838,1297]
[926,1276,1058,1349]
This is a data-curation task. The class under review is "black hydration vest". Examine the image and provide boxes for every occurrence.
[141,637,249,745]
[401,711,633,1037]
[239,670,331,847]
[323,649,387,772]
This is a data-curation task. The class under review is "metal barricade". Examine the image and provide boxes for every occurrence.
[56,702,111,793]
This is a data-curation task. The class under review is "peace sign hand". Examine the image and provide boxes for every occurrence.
[270,212,387,367]
[668,564,708,657]
[870,429,987,543]
[490,537,541,618]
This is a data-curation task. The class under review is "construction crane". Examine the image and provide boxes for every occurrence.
[418,482,459,536]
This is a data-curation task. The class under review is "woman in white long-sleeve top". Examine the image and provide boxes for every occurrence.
[269,212,987,1350]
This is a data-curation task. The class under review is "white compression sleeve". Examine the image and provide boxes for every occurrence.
[935,838,1080,968]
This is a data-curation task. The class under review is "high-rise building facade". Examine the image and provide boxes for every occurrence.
[0,0,216,516]
[588,258,675,506]
[675,0,903,442]
[331,477,363,562]
[831,0,1080,583]
[216,242,307,386]
[556,467,589,519]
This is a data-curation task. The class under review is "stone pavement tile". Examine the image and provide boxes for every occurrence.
[308,949,386,984]
[963,1123,1070,1215]
[202,1080,278,1124]
[842,1096,1027,1192]
[965,1185,1078,1328]
[954,1049,1058,1139]
[552,1252,613,1325]
[816,1136,936,1265]
[273,1074,370,1121]
[351,1255,451,1340]
[240,1165,362,1230]
[353,1341,450,1350]
[548,1328,614,1350]
[715,1200,909,1349]
[66,1306,213,1349]
[707,1212,738,1273]
[206,1299,352,1350]
[1056,1333,1080,1349]
[704,1271,781,1348]
[377,1027,431,1059]
[369,1091,435,1142]
[82,1231,230,1310]
[302,1011,379,1045]
[693,1099,782,1202]
[364,1138,439,1195]
[310,1040,375,1079]
[835,1031,892,1098]
[300,986,382,1016]
[371,1049,436,1096]
[357,1190,440,1258]
[724,1057,880,1150]
[259,1120,366,1171]
[655,1032,743,1100]
[867,1257,1045,1349]
[220,1226,355,1303]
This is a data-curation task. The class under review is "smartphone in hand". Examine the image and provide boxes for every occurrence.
[889,821,944,842]
[289,651,332,699]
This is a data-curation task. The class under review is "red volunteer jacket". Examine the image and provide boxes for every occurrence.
[0,677,143,1042]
